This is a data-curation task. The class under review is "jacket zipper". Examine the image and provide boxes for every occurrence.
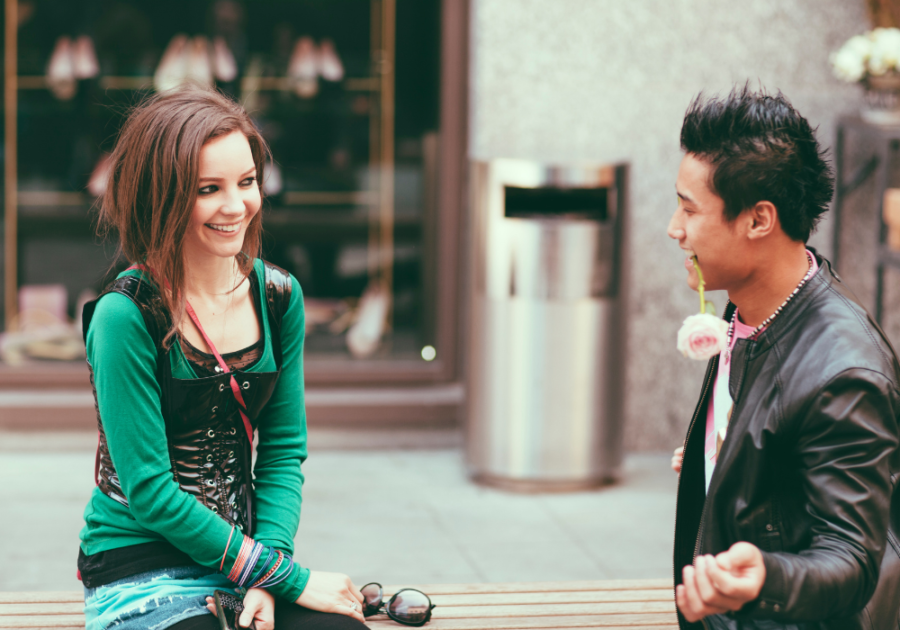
[673,355,718,627]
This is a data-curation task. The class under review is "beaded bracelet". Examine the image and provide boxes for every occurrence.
[252,550,283,588]
[247,547,275,587]
[256,553,295,590]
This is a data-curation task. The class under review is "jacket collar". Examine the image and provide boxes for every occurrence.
[725,246,833,360]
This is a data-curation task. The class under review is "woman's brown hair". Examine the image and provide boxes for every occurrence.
[100,84,270,345]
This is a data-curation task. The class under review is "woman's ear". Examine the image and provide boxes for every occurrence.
[747,201,778,240]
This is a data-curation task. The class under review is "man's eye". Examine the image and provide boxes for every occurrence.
[199,185,218,195]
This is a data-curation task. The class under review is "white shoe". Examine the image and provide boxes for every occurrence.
[47,36,76,100]
[288,36,318,98]
[317,39,344,82]
[212,36,238,82]
[72,35,99,79]
[263,161,283,196]
[186,36,213,87]
[154,34,189,92]
[87,154,112,197]
[347,283,390,358]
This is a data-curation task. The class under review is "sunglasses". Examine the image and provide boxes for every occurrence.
[361,582,435,627]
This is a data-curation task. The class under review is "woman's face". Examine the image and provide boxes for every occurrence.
[184,130,261,263]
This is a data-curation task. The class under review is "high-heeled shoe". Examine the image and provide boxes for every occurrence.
[186,36,213,87]
[347,282,390,358]
[154,34,189,92]
[263,161,283,197]
[212,36,238,82]
[317,39,344,82]
[47,36,76,100]
[72,35,99,79]
[288,36,318,98]
[87,154,112,197]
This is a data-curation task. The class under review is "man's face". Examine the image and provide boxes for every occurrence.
[668,153,747,292]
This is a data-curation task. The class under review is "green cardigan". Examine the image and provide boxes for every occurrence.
[79,259,310,602]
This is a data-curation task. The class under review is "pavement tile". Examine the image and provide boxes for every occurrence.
[1,431,676,593]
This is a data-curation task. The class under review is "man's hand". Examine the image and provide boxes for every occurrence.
[205,588,274,630]
[295,570,366,623]
[672,446,684,473]
[676,542,766,623]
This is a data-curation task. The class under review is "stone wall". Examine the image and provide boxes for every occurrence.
[468,0,870,451]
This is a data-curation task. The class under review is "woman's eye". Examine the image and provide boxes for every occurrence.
[241,177,257,187]
[199,185,218,195]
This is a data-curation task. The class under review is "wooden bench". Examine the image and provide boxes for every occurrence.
[0,579,677,629]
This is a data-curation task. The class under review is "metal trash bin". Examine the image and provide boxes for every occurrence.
[465,159,627,491]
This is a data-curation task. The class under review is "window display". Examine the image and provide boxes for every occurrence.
[6,0,443,375]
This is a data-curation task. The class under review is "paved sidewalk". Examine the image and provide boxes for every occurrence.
[0,430,676,591]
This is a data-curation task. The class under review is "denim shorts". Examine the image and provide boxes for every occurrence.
[83,565,235,630]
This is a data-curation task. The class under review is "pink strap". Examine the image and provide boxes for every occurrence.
[124,264,255,445]
[183,301,255,445]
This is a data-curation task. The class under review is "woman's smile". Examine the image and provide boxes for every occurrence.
[205,221,242,234]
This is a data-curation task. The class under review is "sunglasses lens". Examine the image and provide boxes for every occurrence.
[361,583,383,609]
[388,590,432,625]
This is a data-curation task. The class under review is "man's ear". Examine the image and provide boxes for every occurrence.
[746,201,778,239]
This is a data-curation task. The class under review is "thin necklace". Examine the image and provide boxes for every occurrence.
[725,251,815,363]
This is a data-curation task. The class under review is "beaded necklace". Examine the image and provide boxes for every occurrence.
[724,251,815,364]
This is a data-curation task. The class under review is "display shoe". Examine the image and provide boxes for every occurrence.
[212,36,238,82]
[317,39,344,82]
[346,282,390,358]
[154,34,189,92]
[46,36,77,100]
[87,154,112,197]
[186,36,213,87]
[72,35,99,79]
[288,36,318,98]
[263,161,283,196]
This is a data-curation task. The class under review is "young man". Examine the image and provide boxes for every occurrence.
[668,87,900,629]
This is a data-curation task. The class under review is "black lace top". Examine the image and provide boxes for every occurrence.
[179,275,265,376]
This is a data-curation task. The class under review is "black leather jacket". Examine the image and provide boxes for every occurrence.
[674,252,900,630]
[82,261,293,536]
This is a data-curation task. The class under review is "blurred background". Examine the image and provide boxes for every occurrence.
[2,0,898,593]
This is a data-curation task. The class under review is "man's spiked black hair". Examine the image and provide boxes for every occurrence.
[680,85,834,242]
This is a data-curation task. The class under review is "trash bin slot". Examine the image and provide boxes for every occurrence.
[504,186,608,221]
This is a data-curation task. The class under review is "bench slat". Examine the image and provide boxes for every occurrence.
[425,602,675,619]
[0,615,85,628]
[368,613,679,629]
[0,603,84,616]
[0,593,83,605]
[432,590,673,607]
[383,581,672,596]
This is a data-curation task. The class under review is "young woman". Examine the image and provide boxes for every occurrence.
[77,85,368,630]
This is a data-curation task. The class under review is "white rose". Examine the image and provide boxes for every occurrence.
[676,313,729,361]
[832,34,871,82]
[846,34,872,57]
[870,27,900,71]
[832,48,866,82]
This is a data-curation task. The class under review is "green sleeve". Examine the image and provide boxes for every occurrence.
[251,273,311,600]
[87,291,307,601]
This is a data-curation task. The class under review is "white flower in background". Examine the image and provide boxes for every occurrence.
[870,28,900,75]
[830,28,900,82]
[832,46,867,82]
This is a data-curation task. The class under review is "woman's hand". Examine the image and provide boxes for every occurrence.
[205,588,275,630]
[672,446,684,473]
[295,570,365,623]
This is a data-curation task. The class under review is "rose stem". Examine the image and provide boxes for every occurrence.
[692,256,706,314]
